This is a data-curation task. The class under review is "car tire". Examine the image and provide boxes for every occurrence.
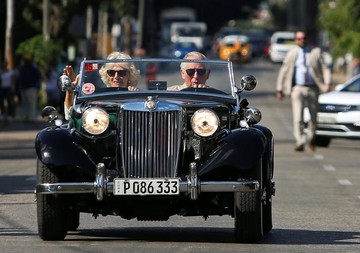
[36,159,67,240]
[234,159,263,243]
[262,188,272,234]
[67,210,80,231]
[263,143,273,234]
[315,136,331,147]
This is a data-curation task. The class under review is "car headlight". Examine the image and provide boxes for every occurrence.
[241,48,249,56]
[191,109,220,137]
[174,50,182,58]
[82,107,109,135]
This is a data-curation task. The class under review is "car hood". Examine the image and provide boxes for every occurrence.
[319,91,360,105]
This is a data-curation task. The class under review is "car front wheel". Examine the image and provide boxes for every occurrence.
[262,185,273,234]
[36,159,67,240]
[234,159,263,243]
[315,136,331,147]
[67,209,80,231]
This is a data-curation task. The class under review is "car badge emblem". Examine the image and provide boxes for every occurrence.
[325,105,335,111]
[344,105,351,111]
[145,96,157,110]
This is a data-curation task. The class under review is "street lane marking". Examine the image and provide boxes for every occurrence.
[323,164,336,171]
[275,108,293,135]
[337,179,352,186]
[314,154,324,160]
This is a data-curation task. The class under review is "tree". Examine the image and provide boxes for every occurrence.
[268,0,288,29]
[15,35,62,68]
[319,0,360,58]
[5,0,15,68]
[11,0,136,65]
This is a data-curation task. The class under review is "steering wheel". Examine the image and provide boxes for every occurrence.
[180,87,227,95]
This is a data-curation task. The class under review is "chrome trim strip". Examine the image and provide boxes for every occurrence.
[95,163,105,201]
[199,181,259,192]
[189,162,198,200]
[36,182,95,194]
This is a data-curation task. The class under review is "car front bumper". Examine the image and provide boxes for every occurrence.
[35,163,260,201]
[316,112,360,138]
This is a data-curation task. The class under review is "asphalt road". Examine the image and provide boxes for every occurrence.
[0,58,359,253]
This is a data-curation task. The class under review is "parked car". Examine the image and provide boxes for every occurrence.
[35,58,275,243]
[212,26,243,57]
[315,74,360,147]
[269,31,296,63]
[245,29,272,58]
[218,35,252,62]
[215,26,243,38]
[171,41,198,58]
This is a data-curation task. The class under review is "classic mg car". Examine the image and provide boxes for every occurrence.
[35,58,275,243]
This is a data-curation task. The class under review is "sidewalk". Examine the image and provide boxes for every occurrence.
[0,118,50,141]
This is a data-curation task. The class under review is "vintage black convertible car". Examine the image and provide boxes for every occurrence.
[35,58,275,242]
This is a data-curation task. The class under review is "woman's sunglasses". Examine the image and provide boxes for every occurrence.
[185,68,207,76]
[107,69,127,77]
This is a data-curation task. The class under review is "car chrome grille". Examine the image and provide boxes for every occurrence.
[120,109,182,178]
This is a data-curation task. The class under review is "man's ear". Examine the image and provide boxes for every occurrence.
[206,69,211,80]
[180,69,186,80]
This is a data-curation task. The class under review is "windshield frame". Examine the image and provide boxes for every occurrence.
[75,58,237,99]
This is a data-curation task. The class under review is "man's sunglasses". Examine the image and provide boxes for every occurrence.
[107,69,127,77]
[185,68,207,76]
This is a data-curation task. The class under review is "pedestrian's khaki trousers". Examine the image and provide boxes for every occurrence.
[291,85,319,146]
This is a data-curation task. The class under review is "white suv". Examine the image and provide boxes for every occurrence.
[269,31,296,63]
[315,75,360,147]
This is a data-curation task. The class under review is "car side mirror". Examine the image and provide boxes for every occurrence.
[57,75,76,92]
[240,75,257,91]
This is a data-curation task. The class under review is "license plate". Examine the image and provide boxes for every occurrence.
[113,178,180,196]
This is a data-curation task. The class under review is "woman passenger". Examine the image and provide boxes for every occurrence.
[63,51,140,120]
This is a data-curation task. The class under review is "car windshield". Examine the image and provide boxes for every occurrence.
[175,42,197,49]
[275,37,295,44]
[341,76,360,92]
[76,58,237,98]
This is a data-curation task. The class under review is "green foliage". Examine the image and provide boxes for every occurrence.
[10,0,137,68]
[268,1,287,29]
[15,35,62,67]
[319,0,360,58]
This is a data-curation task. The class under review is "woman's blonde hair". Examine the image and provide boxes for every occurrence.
[99,51,140,86]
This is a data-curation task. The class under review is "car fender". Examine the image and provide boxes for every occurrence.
[35,127,97,175]
[254,124,274,181]
[198,127,266,177]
